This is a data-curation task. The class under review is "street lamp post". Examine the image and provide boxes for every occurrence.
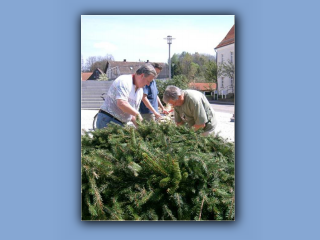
[164,35,175,79]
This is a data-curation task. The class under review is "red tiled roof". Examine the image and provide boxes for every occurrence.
[82,72,92,81]
[189,82,216,91]
[215,25,235,49]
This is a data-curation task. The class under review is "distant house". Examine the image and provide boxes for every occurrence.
[214,25,235,94]
[189,82,216,96]
[81,72,93,81]
[87,68,104,80]
[105,60,169,80]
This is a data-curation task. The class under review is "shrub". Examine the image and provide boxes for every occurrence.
[81,121,235,221]
[97,73,108,81]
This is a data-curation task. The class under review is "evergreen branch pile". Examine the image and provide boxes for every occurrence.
[81,121,235,221]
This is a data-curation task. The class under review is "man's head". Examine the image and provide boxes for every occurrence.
[135,63,157,88]
[163,85,184,107]
[151,62,163,76]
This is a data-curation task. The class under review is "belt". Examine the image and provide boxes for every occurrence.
[99,109,124,124]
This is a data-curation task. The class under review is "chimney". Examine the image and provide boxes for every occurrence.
[124,59,126,62]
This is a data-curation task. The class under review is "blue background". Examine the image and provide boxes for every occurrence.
[0,0,319,239]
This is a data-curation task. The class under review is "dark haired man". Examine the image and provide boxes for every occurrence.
[139,63,168,121]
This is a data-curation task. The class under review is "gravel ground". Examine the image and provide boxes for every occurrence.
[81,109,234,142]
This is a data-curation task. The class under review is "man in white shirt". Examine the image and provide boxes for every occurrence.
[96,63,157,129]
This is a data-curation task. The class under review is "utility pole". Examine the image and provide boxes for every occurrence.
[164,35,175,79]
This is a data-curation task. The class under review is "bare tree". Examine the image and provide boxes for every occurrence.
[218,60,235,93]
[219,60,234,80]
[85,56,97,72]
[85,54,115,72]
[81,55,86,72]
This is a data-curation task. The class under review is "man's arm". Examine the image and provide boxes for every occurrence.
[142,94,161,119]
[157,96,169,114]
[192,123,206,131]
[176,121,204,130]
[176,121,185,126]
[117,99,142,120]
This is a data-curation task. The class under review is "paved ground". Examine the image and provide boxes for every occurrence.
[81,104,234,142]
[210,103,235,142]
[213,111,235,142]
[210,103,234,114]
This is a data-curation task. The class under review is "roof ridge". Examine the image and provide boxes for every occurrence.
[215,25,235,49]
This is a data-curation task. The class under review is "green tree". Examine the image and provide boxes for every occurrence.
[172,61,182,78]
[192,52,201,65]
[197,55,210,79]
[156,75,189,101]
[171,52,215,82]
[189,62,199,82]
[204,60,218,83]
[179,51,188,60]
[180,53,195,81]
[171,54,182,77]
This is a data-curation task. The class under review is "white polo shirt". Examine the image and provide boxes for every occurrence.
[100,75,143,123]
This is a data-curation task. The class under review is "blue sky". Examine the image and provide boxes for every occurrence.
[81,15,234,64]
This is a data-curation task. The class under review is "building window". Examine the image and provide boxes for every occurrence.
[221,77,224,88]
[221,54,224,63]
[230,52,233,63]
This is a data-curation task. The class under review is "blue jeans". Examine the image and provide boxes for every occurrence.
[96,112,124,129]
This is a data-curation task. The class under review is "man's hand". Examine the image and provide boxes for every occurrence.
[176,121,185,126]
[154,112,162,119]
[193,123,206,131]
[162,108,169,115]
[136,113,143,122]
[132,114,143,127]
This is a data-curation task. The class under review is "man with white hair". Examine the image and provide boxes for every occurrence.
[162,85,217,136]
[96,63,157,129]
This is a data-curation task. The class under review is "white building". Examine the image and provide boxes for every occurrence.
[214,25,235,95]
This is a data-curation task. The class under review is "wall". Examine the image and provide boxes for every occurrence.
[216,43,235,94]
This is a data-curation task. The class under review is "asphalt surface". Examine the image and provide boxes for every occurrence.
[210,103,234,114]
